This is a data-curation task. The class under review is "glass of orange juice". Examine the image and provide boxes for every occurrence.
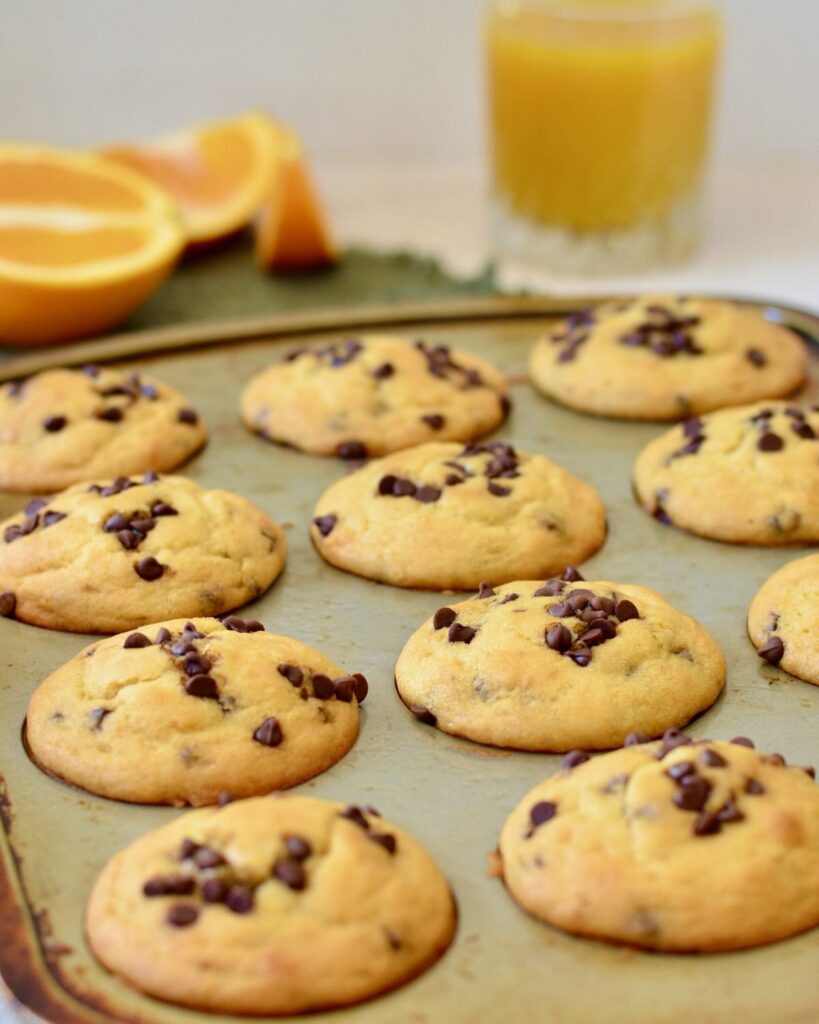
[484,0,721,272]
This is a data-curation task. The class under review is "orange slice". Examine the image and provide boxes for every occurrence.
[254,127,337,272]
[0,144,184,346]
[103,112,281,247]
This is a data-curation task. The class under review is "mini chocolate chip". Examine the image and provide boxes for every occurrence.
[413,485,441,503]
[124,632,152,649]
[352,673,368,702]
[693,811,721,836]
[378,475,397,495]
[803,766,816,779]
[284,835,312,860]
[201,877,229,903]
[578,627,607,648]
[170,638,194,657]
[545,624,572,652]
[409,704,436,725]
[166,904,199,927]
[184,652,211,676]
[614,599,639,622]
[699,748,726,768]
[590,595,615,615]
[340,805,370,829]
[392,478,417,497]
[140,383,159,400]
[448,622,476,644]
[477,582,496,599]
[731,736,755,748]
[24,498,46,516]
[655,727,694,759]
[548,601,572,618]
[499,593,519,604]
[95,407,123,422]
[562,750,589,770]
[274,858,306,891]
[757,636,784,665]
[589,617,617,638]
[253,717,283,746]
[0,591,17,618]
[372,362,394,379]
[310,673,334,699]
[757,432,784,452]
[143,470,160,483]
[194,846,226,870]
[534,580,564,597]
[487,481,511,496]
[421,413,445,430]
[155,627,172,644]
[135,556,164,581]
[445,473,464,486]
[88,707,112,730]
[103,512,128,533]
[43,415,67,432]
[179,838,200,860]
[529,801,558,827]
[185,674,219,699]
[278,663,304,686]
[666,760,696,782]
[746,348,766,367]
[225,885,255,914]
[178,408,199,425]
[129,517,155,536]
[792,421,816,439]
[682,417,703,437]
[337,440,367,460]
[624,731,651,746]
[566,648,591,667]
[42,511,66,527]
[716,799,744,823]
[143,874,195,897]
[313,515,337,537]
[333,676,355,702]
[369,832,397,854]
[432,607,456,630]
[673,775,711,812]
[151,501,178,517]
[117,529,139,550]
[245,620,265,632]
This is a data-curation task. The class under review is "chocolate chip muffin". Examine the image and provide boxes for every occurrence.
[26,618,367,805]
[748,553,819,685]
[633,401,819,544]
[496,734,819,951]
[310,440,606,590]
[0,473,285,632]
[529,296,807,421]
[395,572,724,751]
[0,365,206,493]
[86,795,456,1014]
[240,334,509,458]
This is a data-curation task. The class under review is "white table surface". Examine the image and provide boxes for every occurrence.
[3,155,818,1024]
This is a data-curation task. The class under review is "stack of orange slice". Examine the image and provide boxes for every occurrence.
[104,112,337,269]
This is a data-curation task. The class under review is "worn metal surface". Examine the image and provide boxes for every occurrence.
[1,298,818,1024]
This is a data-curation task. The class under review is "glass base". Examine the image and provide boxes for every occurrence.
[489,193,701,275]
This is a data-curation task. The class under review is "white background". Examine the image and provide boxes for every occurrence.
[1,0,818,161]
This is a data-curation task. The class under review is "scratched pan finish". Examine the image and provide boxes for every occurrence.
[1,297,818,1024]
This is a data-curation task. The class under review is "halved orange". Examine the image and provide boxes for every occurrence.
[253,126,337,272]
[0,144,185,346]
[102,112,281,247]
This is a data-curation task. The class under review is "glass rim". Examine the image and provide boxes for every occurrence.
[491,1,719,24]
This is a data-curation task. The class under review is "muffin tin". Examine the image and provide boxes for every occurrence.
[1,295,818,1024]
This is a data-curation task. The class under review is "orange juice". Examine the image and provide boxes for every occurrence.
[485,0,721,268]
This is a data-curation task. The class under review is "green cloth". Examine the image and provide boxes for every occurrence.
[125,239,497,331]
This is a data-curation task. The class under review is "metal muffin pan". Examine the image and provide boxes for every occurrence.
[1,296,818,1024]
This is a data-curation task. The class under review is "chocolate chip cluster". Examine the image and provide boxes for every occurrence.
[669,417,706,460]
[277,662,368,704]
[540,573,640,667]
[549,308,596,363]
[3,497,66,544]
[284,337,362,367]
[620,304,702,358]
[749,405,817,452]
[414,340,484,389]
[101,498,178,551]
[339,803,398,855]
[87,470,160,497]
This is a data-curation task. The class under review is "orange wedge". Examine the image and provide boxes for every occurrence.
[103,112,281,247]
[254,127,337,272]
[0,144,184,346]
